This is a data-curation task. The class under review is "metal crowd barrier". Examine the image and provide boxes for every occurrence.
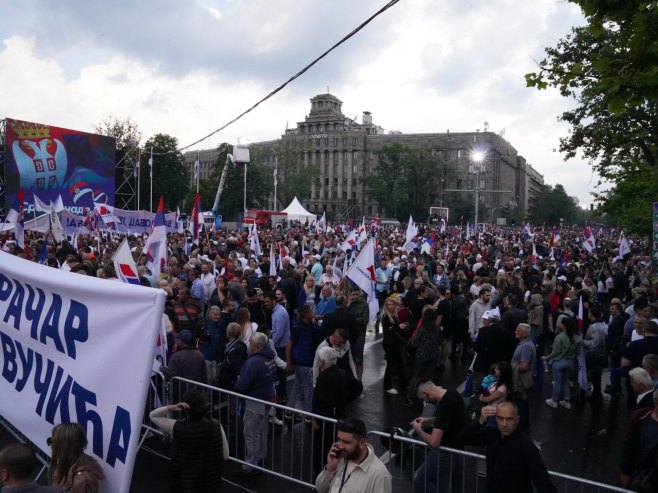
[157,377,633,493]
[0,414,50,481]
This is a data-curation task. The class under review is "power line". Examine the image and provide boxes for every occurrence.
[153,0,401,155]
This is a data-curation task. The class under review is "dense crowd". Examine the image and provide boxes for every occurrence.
[2,220,657,491]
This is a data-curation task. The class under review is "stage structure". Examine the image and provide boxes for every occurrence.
[114,147,138,210]
[1,118,125,217]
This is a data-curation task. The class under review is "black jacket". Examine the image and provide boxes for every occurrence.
[321,307,358,342]
[172,417,223,493]
[460,422,556,493]
[474,323,514,373]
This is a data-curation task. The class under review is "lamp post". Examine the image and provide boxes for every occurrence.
[470,150,486,229]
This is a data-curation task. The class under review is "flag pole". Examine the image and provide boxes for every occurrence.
[196,150,200,194]
[149,146,153,213]
[273,156,278,210]
[137,147,141,211]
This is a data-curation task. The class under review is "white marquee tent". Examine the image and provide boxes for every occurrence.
[281,197,316,223]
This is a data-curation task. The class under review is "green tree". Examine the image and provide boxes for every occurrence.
[184,143,273,221]
[95,116,142,209]
[527,184,581,225]
[251,140,318,208]
[526,0,658,233]
[362,143,445,220]
[141,134,189,211]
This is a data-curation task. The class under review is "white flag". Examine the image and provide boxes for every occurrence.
[50,205,65,242]
[406,215,417,243]
[112,238,141,285]
[618,231,631,258]
[149,147,154,179]
[355,217,367,247]
[33,193,50,213]
[194,151,200,180]
[344,237,379,320]
[249,224,262,257]
[176,207,184,234]
[53,194,65,212]
[340,229,358,252]
[273,165,278,186]
[269,243,277,277]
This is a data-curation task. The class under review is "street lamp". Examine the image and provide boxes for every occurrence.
[469,150,486,228]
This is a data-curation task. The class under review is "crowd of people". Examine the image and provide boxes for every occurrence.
[2,219,658,491]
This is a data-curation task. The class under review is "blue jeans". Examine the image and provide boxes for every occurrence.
[413,448,454,493]
[287,366,313,412]
[552,358,574,401]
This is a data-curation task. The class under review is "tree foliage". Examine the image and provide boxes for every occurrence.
[527,184,582,226]
[141,134,189,211]
[526,0,658,233]
[267,140,319,208]
[362,143,446,220]
[184,143,273,221]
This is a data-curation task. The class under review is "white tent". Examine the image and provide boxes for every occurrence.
[282,197,316,223]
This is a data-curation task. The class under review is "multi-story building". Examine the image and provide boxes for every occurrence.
[185,93,543,222]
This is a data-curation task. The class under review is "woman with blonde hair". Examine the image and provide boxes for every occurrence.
[382,296,410,402]
[236,306,258,345]
[48,423,104,492]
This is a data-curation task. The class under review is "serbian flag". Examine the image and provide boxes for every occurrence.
[6,188,25,249]
[582,227,596,252]
[249,223,262,257]
[577,296,584,334]
[112,237,141,285]
[549,226,556,248]
[531,242,537,266]
[144,196,168,278]
[94,202,119,231]
[191,193,201,245]
[420,236,434,255]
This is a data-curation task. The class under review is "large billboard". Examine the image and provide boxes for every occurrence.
[4,118,116,215]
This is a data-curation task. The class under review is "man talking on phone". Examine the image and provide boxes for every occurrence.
[315,417,391,493]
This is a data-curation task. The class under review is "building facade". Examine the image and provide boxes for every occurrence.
[185,93,543,223]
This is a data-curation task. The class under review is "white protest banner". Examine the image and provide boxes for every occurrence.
[0,251,166,493]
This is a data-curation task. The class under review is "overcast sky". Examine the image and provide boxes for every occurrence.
[0,0,598,206]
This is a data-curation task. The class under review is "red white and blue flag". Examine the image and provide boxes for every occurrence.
[144,196,168,278]
[582,227,596,253]
[112,237,140,285]
[94,202,119,231]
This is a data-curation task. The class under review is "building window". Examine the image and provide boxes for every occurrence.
[352,178,357,186]
[353,163,357,174]
[457,179,462,189]
[333,137,338,146]
[343,191,347,199]
[352,191,357,199]
[334,178,338,185]
[457,149,462,159]
[352,138,357,146]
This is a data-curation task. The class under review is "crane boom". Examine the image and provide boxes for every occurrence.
[212,154,233,213]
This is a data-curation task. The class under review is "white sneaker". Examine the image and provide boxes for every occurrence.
[559,400,571,409]
[384,388,399,395]
[545,398,558,408]
[269,416,284,426]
